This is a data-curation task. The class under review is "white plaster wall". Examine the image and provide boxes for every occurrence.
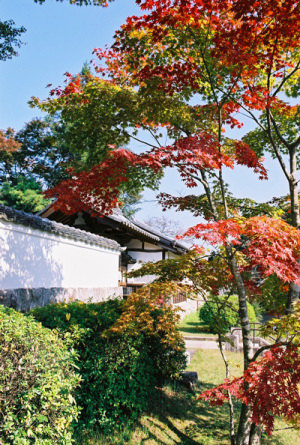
[127,243,163,284]
[126,239,143,249]
[0,219,120,289]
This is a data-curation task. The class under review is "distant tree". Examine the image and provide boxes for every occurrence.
[143,215,184,238]
[0,120,69,213]
[0,129,21,181]
[0,176,50,213]
[14,117,76,188]
[121,191,142,218]
[0,20,26,61]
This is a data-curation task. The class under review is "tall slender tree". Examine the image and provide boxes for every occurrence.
[34,1,300,443]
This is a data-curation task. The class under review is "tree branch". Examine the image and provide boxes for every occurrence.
[265,109,291,182]
[272,59,300,97]
[250,341,299,363]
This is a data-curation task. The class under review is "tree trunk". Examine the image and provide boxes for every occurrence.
[236,404,253,445]
[225,249,262,444]
[286,148,300,314]
[288,148,300,229]
[226,249,251,370]
[218,334,236,445]
[286,282,300,315]
[249,423,262,445]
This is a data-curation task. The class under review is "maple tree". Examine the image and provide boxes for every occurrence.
[0,119,73,187]
[34,1,300,444]
[0,129,21,180]
[0,119,75,213]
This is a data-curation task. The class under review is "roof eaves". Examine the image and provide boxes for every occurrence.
[118,220,160,242]
[129,217,189,252]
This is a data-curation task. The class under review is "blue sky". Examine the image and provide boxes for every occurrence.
[1,0,139,130]
[1,0,290,229]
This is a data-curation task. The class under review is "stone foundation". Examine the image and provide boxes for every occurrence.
[0,287,123,312]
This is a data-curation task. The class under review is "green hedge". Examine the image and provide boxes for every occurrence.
[199,295,257,334]
[30,298,186,433]
[0,306,80,445]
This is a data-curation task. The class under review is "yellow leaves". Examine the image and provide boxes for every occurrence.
[65,313,71,321]
[234,250,248,267]
[260,301,300,343]
[129,29,147,39]
[103,282,183,349]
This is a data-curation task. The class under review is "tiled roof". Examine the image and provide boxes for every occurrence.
[130,217,188,253]
[0,204,121,251]
[105,207,160,242]
[38,202,189,254]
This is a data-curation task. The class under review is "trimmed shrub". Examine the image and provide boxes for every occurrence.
[199,295,257,334]
[91,335,155,431]
[30,297,186,433]
[0,306,80,445]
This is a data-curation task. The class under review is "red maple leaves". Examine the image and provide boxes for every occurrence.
[94,0,300,118]
[44,149,136,215]
[0,130,21,154]
[140,132,232,186]
[200,345,300,435]
[182,216,300,285]
[45,131,267,213]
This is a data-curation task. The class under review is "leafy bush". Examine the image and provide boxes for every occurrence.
[0,306,80,445]
[199,295,257,334]
[30,296,186,433]
[106,285,187,383]
[91,335,155,431]
[140,307,187,383]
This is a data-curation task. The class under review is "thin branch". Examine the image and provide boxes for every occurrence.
[250,341,299,363]
[272,59,300,97]
[215,86,267,132]
[265,108,291,181]
[124,131,160,149]
[146,127,163,148]
[274,427,298,432]
[269,112,292,149]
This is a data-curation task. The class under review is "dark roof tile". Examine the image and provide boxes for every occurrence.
[0,204,121,251]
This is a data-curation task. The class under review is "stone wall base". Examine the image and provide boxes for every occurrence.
[0,287,123,312]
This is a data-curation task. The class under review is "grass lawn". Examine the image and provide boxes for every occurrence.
[178,309,216,337]
[78,348,300,445]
